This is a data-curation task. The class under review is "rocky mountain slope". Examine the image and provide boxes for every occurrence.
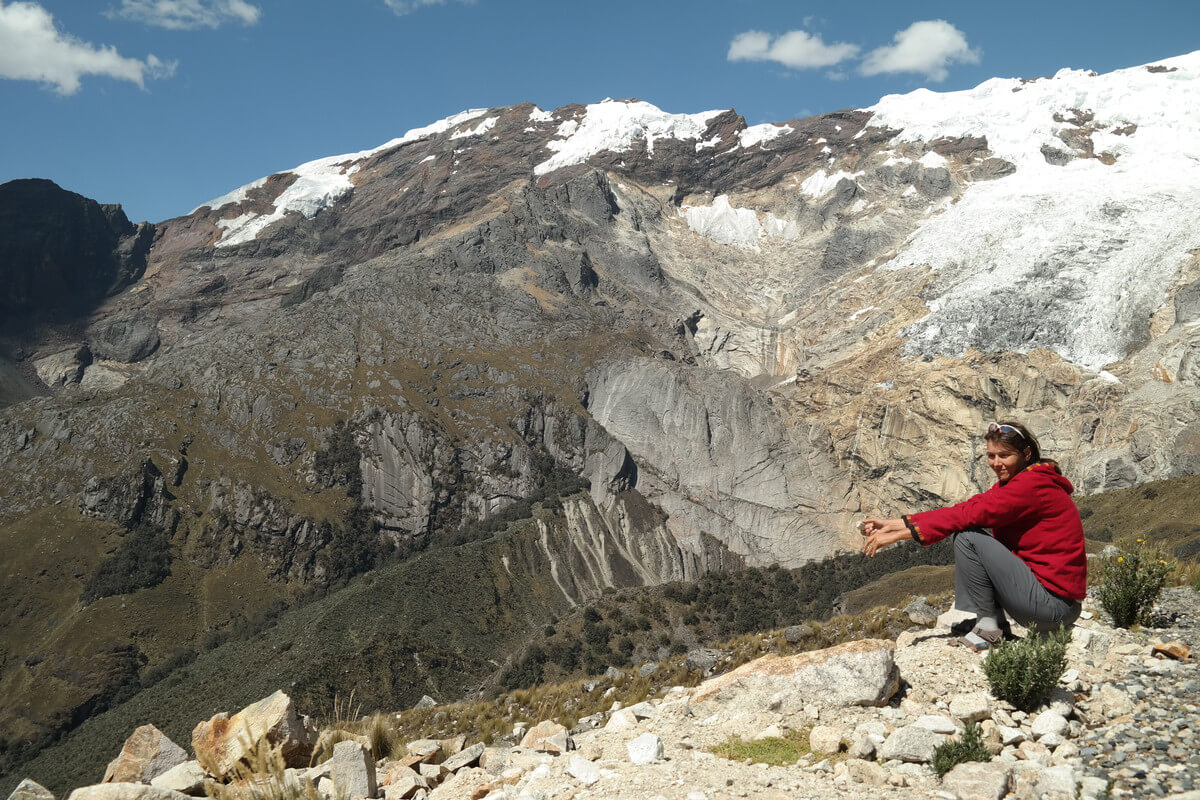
[13,587,1200,800]
[4,50,1200,782]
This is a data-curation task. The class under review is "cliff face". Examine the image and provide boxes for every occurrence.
[4,53,1200,776]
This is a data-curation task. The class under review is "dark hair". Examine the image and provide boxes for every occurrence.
[985,420,1042,462]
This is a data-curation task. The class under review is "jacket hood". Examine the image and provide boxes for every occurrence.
[1022,460,1075,495]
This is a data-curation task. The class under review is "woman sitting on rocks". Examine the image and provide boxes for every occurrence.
[859,421,1086,651]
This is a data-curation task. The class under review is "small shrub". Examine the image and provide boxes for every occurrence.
[932,722,991,778]
[1097,542,1169,628]
[81,522,173,603]
[982,628,1069,712]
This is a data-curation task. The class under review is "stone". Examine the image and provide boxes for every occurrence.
[685,648,727,673]
[519,721,572,754]
[67,787,191,800]
[904,597,940,625]
[381,773,425,800]
[405,740,442,762]
[847,735,877,761]
[844,758,888,786]
[1030,711,1070,738]
[413,695,438,709]
[692,640,899,710]
[441,742,485,773]
[625,701,656,720]
[913,715,958,734]
[754,724,785,741]
[638,662,659,677]
[1078,776,1110,800]
[949,692,991,723]
[809,726,844,755]
[416,762,448,783]
[104,724,188,784]
[438,735,466,757]
[1036,764,1079,798]
[878,726,944,763]
[937,607,976,630]
[604,709,638,730]
[1097,684,1135,717]
[191,691,317,779]
[378,763,423,788]
[941,762,1012,800]
[998,726,1025,746]
[6,780,55,800]
[603,666,623,681]
[149,762,208,795]
[626,733,664,765]
[1017,741,1052,765]
[566,754,600,785]
[326,740,376,799]
[783,625,814,643]
[34,346,89,387]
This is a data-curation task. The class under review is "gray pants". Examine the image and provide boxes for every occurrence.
[954,529,1081,634]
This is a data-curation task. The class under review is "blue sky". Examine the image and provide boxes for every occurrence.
[2,0,1197,222]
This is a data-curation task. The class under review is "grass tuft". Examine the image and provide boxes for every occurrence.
[932,722,991,778]
[710,730,813,766]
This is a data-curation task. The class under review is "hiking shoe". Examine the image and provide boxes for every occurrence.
[951,627,1004,652]
[948,617,978,637]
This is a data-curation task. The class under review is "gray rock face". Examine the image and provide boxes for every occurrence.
[326,741,376,800]
[88,315,160,363]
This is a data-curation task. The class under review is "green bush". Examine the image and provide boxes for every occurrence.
[932,722,991,778]
[982,628,1069,712]
[81,522,173,603]
[1097,542,1169,628]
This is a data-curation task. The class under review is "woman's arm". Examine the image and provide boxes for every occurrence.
[860,517,911,557]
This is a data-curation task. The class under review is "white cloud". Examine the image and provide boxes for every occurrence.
[0,1,175,94]
[728,28,859,69]
[384,0,474,15]
[113,0,261,30]
[860,20,980,81]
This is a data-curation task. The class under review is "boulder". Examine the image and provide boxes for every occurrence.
[104,725,188,784]
[191,691,317,779]
[441,742,485,773]
[519,721,571,754]
[692,640,899,709]
[624,702,656,720]
[1095,684,1134,718]
[626,733,663,765]
[67,786,191,800]
[941,761,1012,800]
[6,780,55,800]
[413,695,438,709]
[878,725,944,763]
[637,662,659,677]
[326,741,376,799]
[404,739,442,762]
[149,762,208,795]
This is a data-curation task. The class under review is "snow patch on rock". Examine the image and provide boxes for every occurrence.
[680,195,797,249]
[535,99,725,176]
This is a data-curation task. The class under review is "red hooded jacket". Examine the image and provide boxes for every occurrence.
[903,461,1087,601]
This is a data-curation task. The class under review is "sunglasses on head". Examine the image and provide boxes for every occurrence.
[988,423,1025,438]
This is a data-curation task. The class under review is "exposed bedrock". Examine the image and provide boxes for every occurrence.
[586,358,849,568]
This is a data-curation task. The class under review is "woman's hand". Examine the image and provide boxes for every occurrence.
[860,517,910,557]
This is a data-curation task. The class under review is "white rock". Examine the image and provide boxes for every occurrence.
[1036,764,1079,799]
[1038,732,1066,748]
[626,733,663,765]
[625,701,656,720]
[998,726,1025,746]
[1030,711,1069,738]
[754,724,785,741]
[809,726,844,755]
[565,755,600,785]
[914,715,958,734]
[878,725,944,763]
[604,709,638,731]
[949,692,992,723]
